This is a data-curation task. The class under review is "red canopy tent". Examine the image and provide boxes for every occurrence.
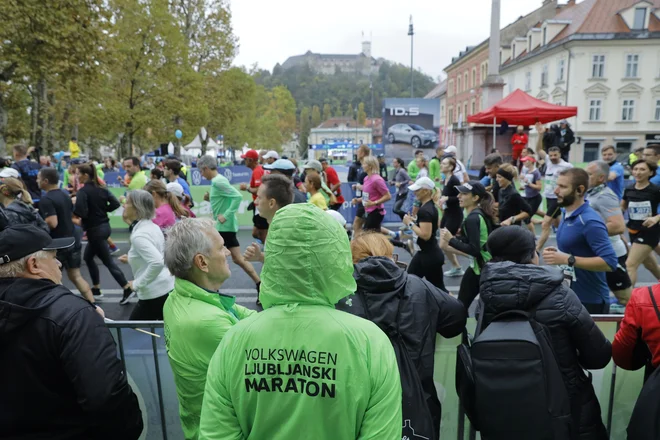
[467,89,578,126]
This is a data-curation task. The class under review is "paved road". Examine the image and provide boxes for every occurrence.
[64,226,659,321]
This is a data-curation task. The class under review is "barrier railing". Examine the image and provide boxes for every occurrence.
[106,315,632,440]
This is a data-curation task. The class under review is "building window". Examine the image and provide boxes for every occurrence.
[457,77,461,94]
[485,61,488,73]
[592,55,605,78]
[471,100,476,115]
[626,54,639,78]
[508,74,515,94]
[472,67,477,88]
[543,27,547,45]
[634,7,647,30]
[464,72,469,91]
[583,142,600,162]
[541,64,548,87]
[464,103,468,118]
[448,106,453,124]
[525,71,531,91]
[589,99,602,121]
[622,99,636,121]
[655,100,660,121]
[557,59,565,82]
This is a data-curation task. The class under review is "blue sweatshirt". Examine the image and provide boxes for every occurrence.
[607,162,625,200]
[556,201,618,305]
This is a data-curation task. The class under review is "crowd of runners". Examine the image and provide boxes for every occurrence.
[5,132,660,439]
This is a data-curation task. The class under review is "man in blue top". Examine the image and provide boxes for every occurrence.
[600,145,624,199]
[164,159,192,198]
[643,144,660,186]
[542,168,617,314]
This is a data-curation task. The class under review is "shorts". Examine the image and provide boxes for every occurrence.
[523,194,543,224]
[512,148,524,162]
[363,210,384,231]
[606,254,632,291]
[219,231,240,249]
[253,213,269,230]
[57,246,82,270]
[630,228,660,249]
[546,198,562,219]
[356,204,366,219]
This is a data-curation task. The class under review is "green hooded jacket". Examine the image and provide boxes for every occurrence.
[199,204,402,440]
[164,278,256,440]
[407,160,420,180]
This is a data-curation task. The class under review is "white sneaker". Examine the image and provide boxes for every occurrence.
[444,267,465,277]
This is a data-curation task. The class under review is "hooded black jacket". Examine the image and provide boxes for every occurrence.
[0,278,143,440]
[336,257,467,431]
[5,200,49,233]
[479,261,612,440]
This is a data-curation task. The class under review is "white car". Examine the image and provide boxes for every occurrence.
[387,124,438,148]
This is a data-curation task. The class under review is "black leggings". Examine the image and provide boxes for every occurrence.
[129,294,169,320]
[393,194,408,219]
[363,210,384,231]
[408,248,446,291]
[458,266,481,310]
[441,208,463,235]
[84,223,128,288]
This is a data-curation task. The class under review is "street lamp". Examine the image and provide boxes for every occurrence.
[408,15,414,98]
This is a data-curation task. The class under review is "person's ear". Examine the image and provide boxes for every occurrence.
[193,253,209,273]
[25,256,41,275]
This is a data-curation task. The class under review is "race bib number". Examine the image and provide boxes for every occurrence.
[362,191,370,205]
[629,201,652,221]
[560,265,576,289]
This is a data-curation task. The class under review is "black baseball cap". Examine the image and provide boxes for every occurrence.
[319,157,328,163]
[0,224,74,265]
[456,181,488,198]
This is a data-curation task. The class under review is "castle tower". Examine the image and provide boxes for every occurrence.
[361,39,371,57]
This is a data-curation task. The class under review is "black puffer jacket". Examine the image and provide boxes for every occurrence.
[5,200,49,233]
[480,261,612,440]
[337,257,467,432]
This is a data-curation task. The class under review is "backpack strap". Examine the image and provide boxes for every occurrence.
[648,286,660,323]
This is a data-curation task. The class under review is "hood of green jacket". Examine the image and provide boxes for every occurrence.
[260,204,356,309]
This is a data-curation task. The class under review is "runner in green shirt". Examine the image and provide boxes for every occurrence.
[120,157,147,190]
[407,149,424,180]
[197,155,261,294]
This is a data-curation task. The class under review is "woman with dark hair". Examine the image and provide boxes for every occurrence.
[439,157,465,278]
[477,225,611,439]
[440,181,496,309]
[337,232,466,439]
[74,163,134,302]
[390,158,411,219]
[623,159,660,287]
[495,163,533,226]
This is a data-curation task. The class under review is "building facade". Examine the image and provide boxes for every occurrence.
[500,0,660,162]
[281,40,382,76]
[425,80,448,145]
[308,117,373,145]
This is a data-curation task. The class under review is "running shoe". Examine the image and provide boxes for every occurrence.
[109,245,121,255]
[91,287,104,299]
[120,288,136,306]
[444,267,465,277]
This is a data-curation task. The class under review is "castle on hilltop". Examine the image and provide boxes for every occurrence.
[280,39,383,76]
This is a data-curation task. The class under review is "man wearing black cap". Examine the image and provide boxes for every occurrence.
[377,154,388,180]
[0,224,143,439]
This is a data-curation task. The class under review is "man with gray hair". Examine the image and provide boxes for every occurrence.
[0,224,143,439]
[198,154,261,297]
[585,160,632,308]
[163,218,256,440]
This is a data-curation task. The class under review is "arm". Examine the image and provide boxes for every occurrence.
[612,291,644,370]
[233,304,257,320]
[221,182,243,219]
[106,191,121,212]
[448,214,481,258]
[199,335,244,440]
[356,333,402,439]
[427,283,467,338]
[412,221,432,241]
[527,171,542,191]
[580,219,618,272]
[564,290,612,369]
[131,236,167,292]
[73,189,89,219]
[60,307,143,438]
[38,197,58,230]
[504,194,531,225]
[445,177,460,204]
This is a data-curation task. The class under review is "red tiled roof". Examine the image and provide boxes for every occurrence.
[550,0,598,42]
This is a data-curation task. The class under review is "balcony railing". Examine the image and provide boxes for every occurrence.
[107,315,636,440]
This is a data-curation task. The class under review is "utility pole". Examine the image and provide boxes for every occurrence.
[408,15,414,98]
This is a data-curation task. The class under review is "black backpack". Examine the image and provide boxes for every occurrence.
[456,302,573,440]
[358,289,437,440]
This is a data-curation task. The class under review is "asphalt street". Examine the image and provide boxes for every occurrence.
[64,226,659,321]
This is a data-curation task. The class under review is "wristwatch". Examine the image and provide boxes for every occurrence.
[567,255,576,267]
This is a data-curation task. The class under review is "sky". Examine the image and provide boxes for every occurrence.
[231,0,549,80]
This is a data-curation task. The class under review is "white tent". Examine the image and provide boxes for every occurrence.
[181,135,222,158]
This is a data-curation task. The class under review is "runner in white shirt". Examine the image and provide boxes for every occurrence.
[536,146,573,251]
[445,146,467,183]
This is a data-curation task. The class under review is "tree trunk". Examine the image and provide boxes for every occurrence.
[35,78,47,157]
[126,120,133,158]
[29,86,38,147]
[46,90,55,155]
[0,93,7,154]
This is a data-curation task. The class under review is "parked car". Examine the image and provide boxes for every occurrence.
[387,124,437,148]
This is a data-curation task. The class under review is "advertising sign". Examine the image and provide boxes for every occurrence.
[382,98,441,155]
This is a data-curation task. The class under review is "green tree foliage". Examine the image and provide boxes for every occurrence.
[357,102,367,126]
[322,103,332,122]
[254,61,436,122]
[311,105,321,128]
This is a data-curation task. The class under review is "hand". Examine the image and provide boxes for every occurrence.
[438,196,448,205]
[94,305,105,319]
[355,184,363,191]
[364,200,375,207]
[501,217,513,226]
[119,195,126,204]
[217,214,226,224]
[203,192,210,202]
[535,122,545,134]
[117,176,123,182]
[440,228,453,243]
[402,214,413,227]
[643,216,660,228]
[118,254,128,264]
[351,198,358,205]
[244,243,264,263]
[542,247,569,266]
[239,183,248,191]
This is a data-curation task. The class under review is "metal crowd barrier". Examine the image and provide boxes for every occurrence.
[106,315,628,440]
